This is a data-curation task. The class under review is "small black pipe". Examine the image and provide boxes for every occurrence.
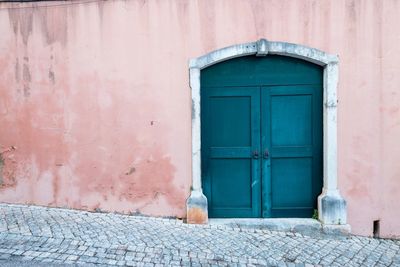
[373,220,380,238]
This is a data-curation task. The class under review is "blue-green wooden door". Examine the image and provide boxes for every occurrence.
[201,55,323,218]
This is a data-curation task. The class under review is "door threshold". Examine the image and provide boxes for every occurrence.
[208,218,350,238]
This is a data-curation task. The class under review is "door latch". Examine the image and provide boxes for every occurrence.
[263,149,269,159]
[252,150,259,159]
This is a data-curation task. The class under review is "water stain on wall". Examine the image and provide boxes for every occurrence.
[118,148,184,209]
[8,8,33,45]
[128,148,183,210]
[49,68,55,84]
[8,5,68,46]
[8,8,33,97]
[0,146,18,188]
[74,135,186,214]
[8,6,68,98]
[22,57,31,97]
[37,7,68,46]
[14,58,20,83]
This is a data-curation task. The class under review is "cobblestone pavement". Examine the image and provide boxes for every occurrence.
[0,204,399,267]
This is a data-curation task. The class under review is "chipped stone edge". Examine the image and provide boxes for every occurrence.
[187,39,347,228]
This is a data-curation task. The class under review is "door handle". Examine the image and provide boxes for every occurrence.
[263,149,269,159]
[252,150,259,159]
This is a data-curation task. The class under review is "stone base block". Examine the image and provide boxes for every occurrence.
[318,192,347,225]
[186,190,208,224]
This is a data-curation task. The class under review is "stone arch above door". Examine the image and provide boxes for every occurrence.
[186,39,347,227]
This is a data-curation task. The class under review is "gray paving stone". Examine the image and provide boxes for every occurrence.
[0,204,399,267]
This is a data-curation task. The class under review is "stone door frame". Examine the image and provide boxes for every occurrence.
[186,39,347,226]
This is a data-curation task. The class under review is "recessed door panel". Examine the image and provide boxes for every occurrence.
[271,158,313,207]
[271,95,312,146]
[209,96,251,147]
[210,159,252,209]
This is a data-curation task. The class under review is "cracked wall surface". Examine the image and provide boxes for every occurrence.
[0,0,399,238]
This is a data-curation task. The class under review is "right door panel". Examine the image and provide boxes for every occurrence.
[261,85,323,218]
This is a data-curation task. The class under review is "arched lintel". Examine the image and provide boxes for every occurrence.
[189,39,338,70]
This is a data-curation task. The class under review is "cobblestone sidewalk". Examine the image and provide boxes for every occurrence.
[0,204,399,266]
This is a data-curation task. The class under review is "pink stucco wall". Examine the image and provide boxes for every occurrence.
[0,0,399,238]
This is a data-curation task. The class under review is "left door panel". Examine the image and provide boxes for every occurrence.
[201,87,261,218]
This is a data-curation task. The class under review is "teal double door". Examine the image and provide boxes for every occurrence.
[201,55,323,218]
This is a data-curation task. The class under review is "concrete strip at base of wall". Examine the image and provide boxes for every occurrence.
[209,218,351,238]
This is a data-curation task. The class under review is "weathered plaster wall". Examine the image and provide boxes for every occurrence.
[0,0,399,238]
